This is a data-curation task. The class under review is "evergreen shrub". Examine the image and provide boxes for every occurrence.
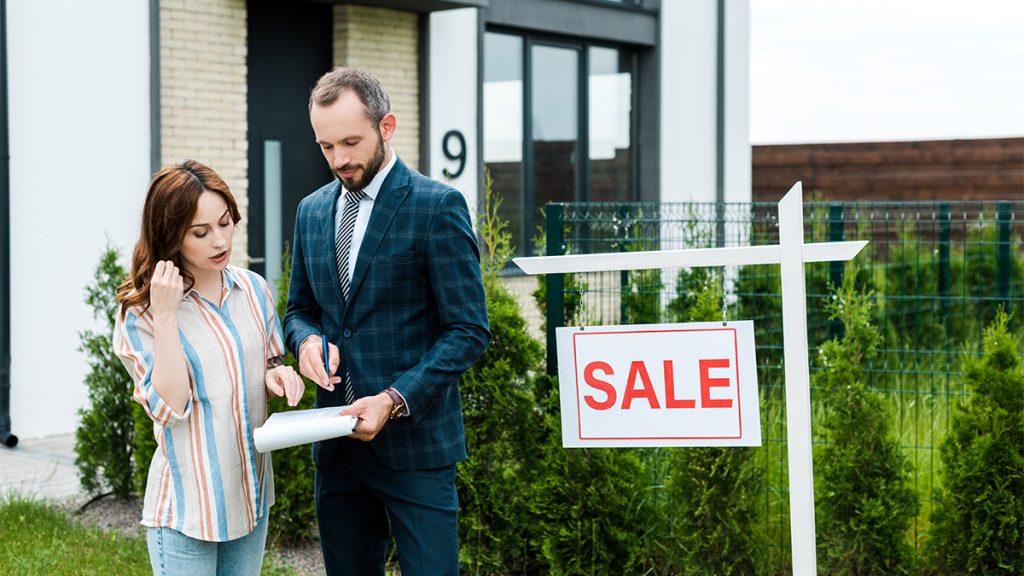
[532,386,650,576]
[813,274,919,575]
[75,247,138,498]
[926,310,1023,575]
[458,172,547,573]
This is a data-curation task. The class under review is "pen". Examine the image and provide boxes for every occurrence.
[321,333,331,388]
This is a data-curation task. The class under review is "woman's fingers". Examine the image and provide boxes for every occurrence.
[266,367,305,407]
[150,261,184,317]
[284,369,305,406]
[265,370,284,397]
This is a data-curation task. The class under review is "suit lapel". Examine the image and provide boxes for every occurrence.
[317,181,346,306]
[348,159,411,303]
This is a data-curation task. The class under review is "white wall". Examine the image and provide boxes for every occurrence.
[428,8,480,214]
[660,0,751,204]
[8,0,151,439]
[724,0,751,204]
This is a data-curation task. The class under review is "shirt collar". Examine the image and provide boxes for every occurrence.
[341,148,398,201]
[222,266,238,292]
[185,266,237,301]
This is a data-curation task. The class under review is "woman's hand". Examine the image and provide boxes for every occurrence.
[265,365,305,406]
[150,260,184,320]
[147,260,189,417]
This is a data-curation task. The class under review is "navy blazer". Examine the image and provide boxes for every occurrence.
[284,158,490,470]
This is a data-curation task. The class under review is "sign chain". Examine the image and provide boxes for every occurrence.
[721,267,728,326]
[577,271,586,330]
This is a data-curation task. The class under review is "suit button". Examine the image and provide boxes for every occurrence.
[342,329,352,339]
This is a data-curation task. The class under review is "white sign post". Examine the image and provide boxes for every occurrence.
[512,183,866,576]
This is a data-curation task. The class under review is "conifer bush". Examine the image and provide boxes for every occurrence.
[532,414,649,576]
[530,378,651,575]
[458,173,547,573]
[926,310,1023,575]
[813,274,918,575]
[75,247,138,498]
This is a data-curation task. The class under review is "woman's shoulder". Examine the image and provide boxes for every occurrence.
[118,299,148,320]
[114,301,153,338]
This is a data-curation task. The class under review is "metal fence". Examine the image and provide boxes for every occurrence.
[541,200,1023,551]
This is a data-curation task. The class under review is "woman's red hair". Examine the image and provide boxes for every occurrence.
[117,160,241,314]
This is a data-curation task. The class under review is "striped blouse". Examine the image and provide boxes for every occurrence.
[114,265,284,542]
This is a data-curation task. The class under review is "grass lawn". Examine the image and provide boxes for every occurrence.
[0,496,298,576]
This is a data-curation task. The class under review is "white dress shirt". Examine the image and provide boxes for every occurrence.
[334,150,398,284]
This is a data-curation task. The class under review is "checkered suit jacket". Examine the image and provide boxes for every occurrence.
[284,157,490,470]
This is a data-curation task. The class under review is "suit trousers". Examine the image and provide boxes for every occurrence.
[315,437,459,576]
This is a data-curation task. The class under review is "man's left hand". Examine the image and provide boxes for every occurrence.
[339,392,393,441]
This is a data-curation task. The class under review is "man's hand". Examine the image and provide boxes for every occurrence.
[339,392,393,441]
[298,335,342,391]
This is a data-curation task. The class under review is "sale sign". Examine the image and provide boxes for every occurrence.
[555,321,761,447]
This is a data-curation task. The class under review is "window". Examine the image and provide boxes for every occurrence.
[483,33,525,255]
[484,31,636,257]
[588,46,634,203]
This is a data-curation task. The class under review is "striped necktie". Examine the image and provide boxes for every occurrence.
[335,188,366,302]
[334,188,366,404]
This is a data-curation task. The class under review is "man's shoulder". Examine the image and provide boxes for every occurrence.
[297,180,339,212]
[407,170,452,194]
[386,158,448,194]
[400,167,460,206]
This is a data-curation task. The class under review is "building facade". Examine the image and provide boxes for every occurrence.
[1,0,750,440]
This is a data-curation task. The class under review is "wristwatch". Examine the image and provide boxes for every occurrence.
[384,387,406,420]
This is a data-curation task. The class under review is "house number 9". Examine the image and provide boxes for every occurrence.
[442,130,466,179]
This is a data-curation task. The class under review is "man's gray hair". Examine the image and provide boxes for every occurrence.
[309,67,391,125]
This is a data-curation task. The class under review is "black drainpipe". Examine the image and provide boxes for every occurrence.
[0,0,18,448]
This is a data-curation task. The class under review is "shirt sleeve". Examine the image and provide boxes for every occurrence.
[259,276,286,370]
[113,307,193,427]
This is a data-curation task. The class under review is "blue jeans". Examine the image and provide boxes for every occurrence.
[146,513,268,576]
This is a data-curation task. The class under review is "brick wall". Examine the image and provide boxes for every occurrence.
[160,0,250,263]
[753,138,1024,202]
[332,5,420,171]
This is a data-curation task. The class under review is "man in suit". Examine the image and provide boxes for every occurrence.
[284,67,490,576]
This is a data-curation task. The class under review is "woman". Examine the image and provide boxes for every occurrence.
[114,159,304,575]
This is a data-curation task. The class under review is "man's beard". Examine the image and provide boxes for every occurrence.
[337,132,386,191]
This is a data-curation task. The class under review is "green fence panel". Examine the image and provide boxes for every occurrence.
[539,200,1024,552]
